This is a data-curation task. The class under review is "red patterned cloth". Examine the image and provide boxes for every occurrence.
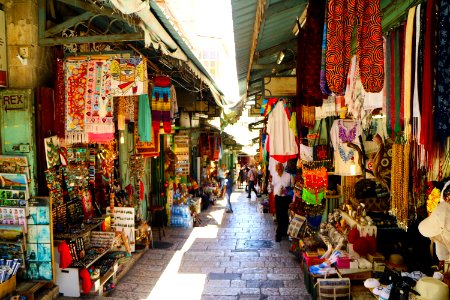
[302,0,326,106]
[65,60,88,142]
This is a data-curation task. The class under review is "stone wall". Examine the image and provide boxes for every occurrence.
[1,0,53,88]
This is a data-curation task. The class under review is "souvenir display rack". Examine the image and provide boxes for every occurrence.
[174,135,190,176]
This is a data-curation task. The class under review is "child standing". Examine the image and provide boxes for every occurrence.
[225,171,233,213]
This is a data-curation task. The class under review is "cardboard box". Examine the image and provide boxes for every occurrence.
[0,275,16,299]
[373,261,386,272]
[367,253,385,263]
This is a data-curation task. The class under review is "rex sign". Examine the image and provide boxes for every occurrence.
[2,94,26,111]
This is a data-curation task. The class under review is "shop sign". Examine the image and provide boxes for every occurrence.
[0,10,7,87]
[2,93,27,111]
[263,76,296,97]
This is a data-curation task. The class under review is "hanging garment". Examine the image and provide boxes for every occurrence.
[420,0,437,156]
[138,94,152,142]
[356,0,384,93]
[330,119,363,176]
[151,76,172,133]
[326,0,384,94]
[302,0,327,106]
[267,100,298,163]
[436,0,450,139]
[320,1,332,97]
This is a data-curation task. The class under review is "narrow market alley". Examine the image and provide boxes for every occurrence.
[100,189,310,300]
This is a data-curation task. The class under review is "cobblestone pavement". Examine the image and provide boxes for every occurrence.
[60,189,312,300]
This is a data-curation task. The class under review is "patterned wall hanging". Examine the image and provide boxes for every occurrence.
[65,60,88,143]
[85,60,114,143]
[110,58,147,96]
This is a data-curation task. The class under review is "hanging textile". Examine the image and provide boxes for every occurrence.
[326,0,384,94]
[302,0,326,106]
[85,60,114,143]
[385,32,392,137]
[420,0,437,159]
[134,96,160,157]
[170,84,178,119]
[320,1,332,97]
[436,0,450,139]
[65,60,88,143]
[356,0,384,93]
[330,119,363,176]
[267,100,298,163]
[151,76,172,133]
[110,57,147,96]
[54,58,66,138]
[403,6,416,140]
[138,94,152,142]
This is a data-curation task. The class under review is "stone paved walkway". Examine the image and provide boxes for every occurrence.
[61,189,312,300]
[113,189,312,300]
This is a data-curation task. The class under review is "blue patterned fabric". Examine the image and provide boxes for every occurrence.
[436,0,450,138]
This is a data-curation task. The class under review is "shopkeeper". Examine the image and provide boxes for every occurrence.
[272,162,294,242]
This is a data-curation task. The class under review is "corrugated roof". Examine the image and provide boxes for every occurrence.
[231,0,306,99]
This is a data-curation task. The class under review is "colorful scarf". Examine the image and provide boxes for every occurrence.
[420,0,437,156]
[85,60,114,143]
[134,96,160,157]
[110,58,147,96]
[65,60,88,143]
[436,0,450,139]
[403,6,416,140]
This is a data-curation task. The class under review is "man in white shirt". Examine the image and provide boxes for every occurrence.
[271,162,294,242]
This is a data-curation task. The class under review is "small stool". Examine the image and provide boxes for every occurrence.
[148,206,165,240]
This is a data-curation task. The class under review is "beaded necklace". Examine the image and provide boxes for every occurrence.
[338,120,357,142]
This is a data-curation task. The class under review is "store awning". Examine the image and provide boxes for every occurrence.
[38,0,225,112]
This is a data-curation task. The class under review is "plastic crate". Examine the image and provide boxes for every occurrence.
[303,253,326,267]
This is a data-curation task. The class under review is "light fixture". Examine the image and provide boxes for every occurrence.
[350,158,356,176]
[119,131,125,144]
[276,51,285,64]
[372,113,385,119]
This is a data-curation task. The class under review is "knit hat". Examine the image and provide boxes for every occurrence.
[79,268,93,294]
[57,241,72,269]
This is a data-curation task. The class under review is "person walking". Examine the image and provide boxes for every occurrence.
[224,171,233,213]
[272,162,294,242]
[246,164,260,199]
[217,163,227,198]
